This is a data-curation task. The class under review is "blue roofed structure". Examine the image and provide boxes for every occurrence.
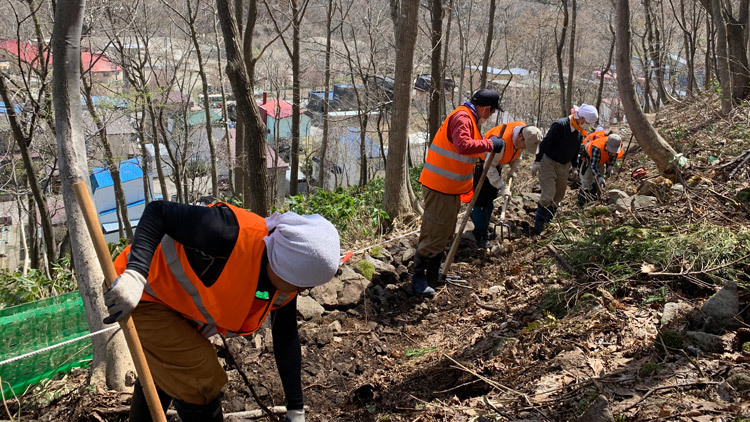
[90,158,143,193]
[0,102,23,114]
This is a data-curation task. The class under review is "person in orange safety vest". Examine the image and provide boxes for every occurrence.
[412,88,505,295]
[577,131,623,206]
[469,122,542,248]
[105,200,340,422]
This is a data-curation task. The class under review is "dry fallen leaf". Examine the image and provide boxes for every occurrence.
[641,263,657,274]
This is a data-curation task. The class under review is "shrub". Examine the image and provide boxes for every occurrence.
[0,256,77,308]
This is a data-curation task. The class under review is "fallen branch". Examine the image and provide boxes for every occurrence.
[728,148,750,180]
[546,244,577,276]
[623,381,720,412]
[471,293,503,312]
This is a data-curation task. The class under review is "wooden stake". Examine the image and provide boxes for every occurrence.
[72,181,167,422]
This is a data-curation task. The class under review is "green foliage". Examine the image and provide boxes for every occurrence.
[0,257,77,308]
[743,342,750,354]
[524,313,558,333]
[638,362,664,377]
[575,387,599,417]
[655,330,684,354]
[218,193,245,208]
[404,345,438,358]
[585,205,612,218]
[355,259,375,280]
[409,164,424,199]
[281,178,389,242]
[108,237,130,261]
[641,286,669,306]
[540,288,570,318]
[549,222,750,288]
[369,245,384,258]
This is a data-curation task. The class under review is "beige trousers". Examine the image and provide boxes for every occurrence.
[417,186,462,258]
[130,301,228,405]
[538,154,571,207]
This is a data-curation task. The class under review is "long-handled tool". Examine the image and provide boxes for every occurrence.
[73,181,167,422]
[496,176,513,241]
[441,151,496,281]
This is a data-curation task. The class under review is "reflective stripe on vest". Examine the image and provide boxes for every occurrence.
[112,203,296,337]
[419,105,484,194]
[161,235,217,327]
[483,121,526,165]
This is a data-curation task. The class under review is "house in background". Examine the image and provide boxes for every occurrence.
[257,95,312,143]
[90,158,159,242]
[222,128,289,205]
[313,126,383,190]
[83,112,137,162]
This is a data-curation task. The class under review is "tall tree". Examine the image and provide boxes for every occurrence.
[555,0,571,116]
[216,0,270,215]
[616,0,678,175]
[428,0,444,142]
[264,0,310,196]
[163,0,220,199]
[479,0,497,89]
[52,0,134,390]
[318,0,335,189]
[384,0,419,221]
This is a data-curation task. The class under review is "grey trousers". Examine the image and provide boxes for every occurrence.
[538,154,571,207]
[417,186,461,258]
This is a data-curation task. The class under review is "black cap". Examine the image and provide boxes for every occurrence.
[470,89,503,112]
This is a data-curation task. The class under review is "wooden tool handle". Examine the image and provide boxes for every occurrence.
[441,151,496,277]
[73,181,167,422]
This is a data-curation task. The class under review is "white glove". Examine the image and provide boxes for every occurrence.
[501,185,511,197]
[103,269,147,324]
[531,162,540,177]
[285,409,305,422]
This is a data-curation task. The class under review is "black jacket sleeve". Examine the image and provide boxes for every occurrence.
[271,297,304,411]
[126,201,238,278]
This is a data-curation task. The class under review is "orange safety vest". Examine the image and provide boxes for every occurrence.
[419,105,485,195]
[583,134,624,165]
[113,203,296,337]
[483,121,526,165]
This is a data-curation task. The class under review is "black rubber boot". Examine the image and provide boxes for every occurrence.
[425,253,444,287]
[173,394,223,422]
[577,189,587,207]
[129,379,173,422]
[411,252,435,295]
[532,205,555,235]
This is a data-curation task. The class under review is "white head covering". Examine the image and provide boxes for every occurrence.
[605,134,622,154]
[264,212,341,288]
[595,126,605,133]
[573,104,599,124]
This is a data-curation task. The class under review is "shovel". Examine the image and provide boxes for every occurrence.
[495,176,513,241]
[73,181,167,422]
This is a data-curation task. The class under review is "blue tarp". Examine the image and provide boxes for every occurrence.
[0,102,23,114]
[90,158,143,192]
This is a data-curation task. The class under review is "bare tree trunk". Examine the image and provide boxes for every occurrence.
[213,10,235,196]
[555,0,570,116]
[479,0,496,89]
[596,22,615,113]
[384,0,418,221]
[0,76,56,273]
[616,0,678,176]
[428,0,443,143]
[441,0,453,116]
[704,0,733,113]
[565,0,577,112]
[81,74,133,240]
[52,0,133,390]
[706,17,714,90]
[146,102,169,200]
[217,0,269,215]
[319,0,334,190]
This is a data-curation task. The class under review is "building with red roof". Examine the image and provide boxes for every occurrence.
[256,94,311,143]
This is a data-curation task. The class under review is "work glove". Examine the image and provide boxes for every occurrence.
[490,136,504,153]
[605,166,614,177]
[531,161,540,177]
[103,269,147,324]
[285,409,305,422]
[597,176,606,189]
[501,185,511,198]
